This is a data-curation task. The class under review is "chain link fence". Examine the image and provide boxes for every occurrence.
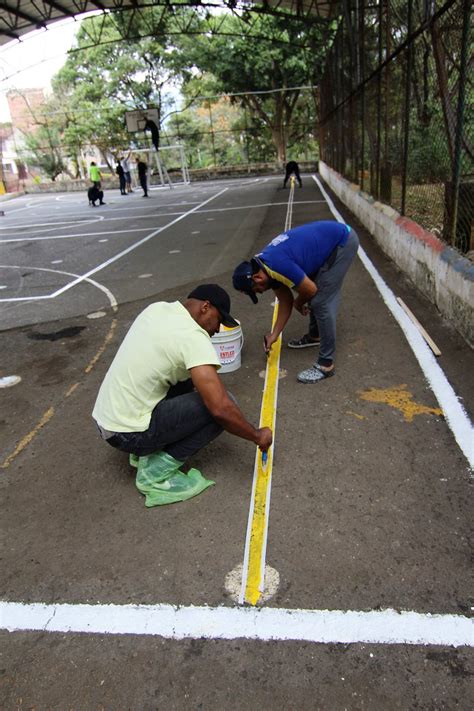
[319,0,473,253]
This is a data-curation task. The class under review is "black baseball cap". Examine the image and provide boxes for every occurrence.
[232,260,258,303]
[187,284,238,327]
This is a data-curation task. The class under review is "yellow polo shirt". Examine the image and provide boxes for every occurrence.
[93,302,221,432]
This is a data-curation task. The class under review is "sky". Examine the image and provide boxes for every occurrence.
[0,16,92,122]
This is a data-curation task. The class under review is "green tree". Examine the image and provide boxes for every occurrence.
[172,11,327,163]
[22,124,66,181]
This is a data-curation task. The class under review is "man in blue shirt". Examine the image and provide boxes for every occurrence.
[232,221,359,383]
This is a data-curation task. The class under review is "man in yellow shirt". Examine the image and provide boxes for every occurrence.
[93,284,272,506]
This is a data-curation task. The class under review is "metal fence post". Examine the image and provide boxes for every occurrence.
[401,0,413,216]
[450,0,471,249]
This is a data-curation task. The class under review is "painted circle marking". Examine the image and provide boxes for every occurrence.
[259,368,287,380]
[225,563,280,604]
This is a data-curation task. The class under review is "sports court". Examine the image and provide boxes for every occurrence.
[1,175,473,708]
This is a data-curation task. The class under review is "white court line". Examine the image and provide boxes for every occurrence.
[0,216,104,231]
[0,189,228,303]
[50,188,228,298]
[0,202,326,244]
[0,265,118,309]
[1,601,472,646]
[312,174,474,469]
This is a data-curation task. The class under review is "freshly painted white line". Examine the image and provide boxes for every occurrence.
[0,227,165,243]
[50,189,228,299]
[2,601,472,646]
[312,174,474,469]
[0,201,325,245]
[0,265,118,310]
[0,216,103,230]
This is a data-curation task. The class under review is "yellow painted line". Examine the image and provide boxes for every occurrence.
[1,318,118,470]
[1,407,55,469]
[240,181,295,605]
[65,382,80,398]
[242,308,282,605]
[84,318,117,374]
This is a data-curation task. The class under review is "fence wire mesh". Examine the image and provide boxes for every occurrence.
[319,0,473,253]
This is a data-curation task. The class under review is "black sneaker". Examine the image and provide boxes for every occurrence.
[287,334,320,349]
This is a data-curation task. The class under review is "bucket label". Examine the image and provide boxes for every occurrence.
[218,345,236,363]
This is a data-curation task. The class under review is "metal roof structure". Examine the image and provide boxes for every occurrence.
[0,1,340,47]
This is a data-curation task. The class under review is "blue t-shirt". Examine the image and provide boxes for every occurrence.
[256,221,350,288]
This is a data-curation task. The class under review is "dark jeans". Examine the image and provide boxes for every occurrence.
[139,175,148,196]
[106,380,225,462]
[283,166,302,187]
[118,175,126,194]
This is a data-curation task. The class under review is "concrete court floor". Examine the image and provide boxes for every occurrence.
[0,176,473,709]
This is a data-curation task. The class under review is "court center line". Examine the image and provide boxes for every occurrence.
[239,181,296,605]
[49,188,225,298]
[1,601,472,647]
[0,202,326,243]
[0,189,227,303]
[312,174,473,469]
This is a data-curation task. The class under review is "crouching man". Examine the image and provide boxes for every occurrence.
[92,284,272,506]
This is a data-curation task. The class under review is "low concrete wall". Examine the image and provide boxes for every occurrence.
[319,161,474,347]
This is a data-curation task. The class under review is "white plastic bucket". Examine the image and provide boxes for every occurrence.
[211,322,244,374]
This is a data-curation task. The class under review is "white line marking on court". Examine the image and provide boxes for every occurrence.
[1,601,472,646]
[0,190,227,303]
[0,201,324,245]
[0,265,118,309]
[312,174,474,469]
[0,216,104,230]
[49,189,228,298]
[0,227,162,243]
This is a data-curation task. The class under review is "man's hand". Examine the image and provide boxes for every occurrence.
[263,332,278,354]
[191,365,273,448]
[293,300,310,316]
[255,427,272,452]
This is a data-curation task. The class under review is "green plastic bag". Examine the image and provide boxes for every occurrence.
[134,451,214,507]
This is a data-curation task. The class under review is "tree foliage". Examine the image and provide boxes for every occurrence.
[28,7,330,174]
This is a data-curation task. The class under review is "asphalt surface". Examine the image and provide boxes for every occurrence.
[1,176,473,709]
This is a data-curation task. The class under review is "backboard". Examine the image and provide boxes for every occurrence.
[125,108,159,133]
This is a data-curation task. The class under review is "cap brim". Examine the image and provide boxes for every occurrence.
[220,313,239,328]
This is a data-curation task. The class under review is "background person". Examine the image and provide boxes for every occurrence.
[136,157,148,197]
[116,161,126,195]
[232,220,359,384]
[283,160,302,188]
[93,284,272,506]
[89,161,101,188]
[120,152,133,192]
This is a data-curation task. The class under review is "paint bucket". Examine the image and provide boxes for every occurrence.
[211,321,244,374]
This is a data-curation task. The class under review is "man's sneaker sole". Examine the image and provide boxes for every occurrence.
[287,339,320,349]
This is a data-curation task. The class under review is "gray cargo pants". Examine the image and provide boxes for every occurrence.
[308,228,359,366]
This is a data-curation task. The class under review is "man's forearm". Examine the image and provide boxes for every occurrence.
[212,400,261,443]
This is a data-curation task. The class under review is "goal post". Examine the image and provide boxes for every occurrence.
[126,146,190,189]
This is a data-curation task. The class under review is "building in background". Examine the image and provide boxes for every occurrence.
[0,88,46,191]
